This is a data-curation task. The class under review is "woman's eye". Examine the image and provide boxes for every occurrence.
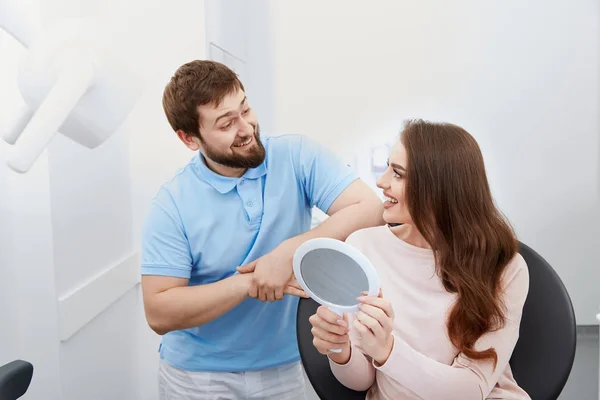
[393,170,403,179]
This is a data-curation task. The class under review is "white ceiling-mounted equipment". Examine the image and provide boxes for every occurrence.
[0,0,143,173]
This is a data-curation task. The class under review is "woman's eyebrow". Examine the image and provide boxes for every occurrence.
[390,162,405,171]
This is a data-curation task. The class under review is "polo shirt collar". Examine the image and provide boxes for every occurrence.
[194,153,267,194]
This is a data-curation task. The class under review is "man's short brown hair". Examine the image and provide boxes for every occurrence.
[162,60,245,137]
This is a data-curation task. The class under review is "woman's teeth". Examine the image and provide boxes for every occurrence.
[234,137,252,147]
[384,196,398,204]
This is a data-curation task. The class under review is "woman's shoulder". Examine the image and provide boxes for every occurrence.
[504,251,529,284]
[346,225,390,247]
[500,251,530,304]
[346,225,435,262]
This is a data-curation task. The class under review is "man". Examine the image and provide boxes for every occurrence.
[141,60,384,399]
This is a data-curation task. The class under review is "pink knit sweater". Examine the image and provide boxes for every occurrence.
[329,226,531,400]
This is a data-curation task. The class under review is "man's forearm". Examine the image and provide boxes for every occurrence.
[148,273,251,335]
[287,200,384,248]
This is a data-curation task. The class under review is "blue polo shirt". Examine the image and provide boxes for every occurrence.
[141,134,358,372]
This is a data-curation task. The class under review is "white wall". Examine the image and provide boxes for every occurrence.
[204,0,276,134]
[0,28,20,370]
[0,1,204,399]
[271,0,600,324]
[0,164,15,366]
[0,156,64,399]
[1,6,63,397]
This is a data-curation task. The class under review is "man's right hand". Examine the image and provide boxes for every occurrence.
[309,305,352,365]
[236,260,308,300]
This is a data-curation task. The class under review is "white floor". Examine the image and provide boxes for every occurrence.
[558,327,599,400]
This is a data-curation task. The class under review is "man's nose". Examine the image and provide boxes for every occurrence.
[238,117,254,134]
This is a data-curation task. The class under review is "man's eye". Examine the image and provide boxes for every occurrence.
[242,108,250,115]
[221,122,233,130]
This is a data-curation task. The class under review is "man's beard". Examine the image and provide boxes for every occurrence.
[202,124,266,169]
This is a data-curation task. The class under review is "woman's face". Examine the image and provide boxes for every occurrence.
[376,141,412,225]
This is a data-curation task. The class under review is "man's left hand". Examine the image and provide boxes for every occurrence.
[237,242,304,302]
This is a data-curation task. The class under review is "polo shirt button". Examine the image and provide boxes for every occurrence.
[247,201,253,207]
[239,179,244,185]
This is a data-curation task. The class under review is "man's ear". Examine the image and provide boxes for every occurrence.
[176,130,201,151]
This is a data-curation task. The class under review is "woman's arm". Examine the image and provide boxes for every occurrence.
[375,260,529,400]
[329,317,377,391]
[310,306,376,391]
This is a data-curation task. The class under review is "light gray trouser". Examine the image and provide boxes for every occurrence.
[158,359,308,400]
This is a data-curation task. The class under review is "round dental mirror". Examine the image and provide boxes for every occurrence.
[293,238,380,352]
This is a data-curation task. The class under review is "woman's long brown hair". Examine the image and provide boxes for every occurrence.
[401,119,518,368]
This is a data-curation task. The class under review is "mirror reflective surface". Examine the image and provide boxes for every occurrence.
[299,248,369,306]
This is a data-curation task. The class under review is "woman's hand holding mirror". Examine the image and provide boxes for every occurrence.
[353,289,395,366]
[309,306,351,364]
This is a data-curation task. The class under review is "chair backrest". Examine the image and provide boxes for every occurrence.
[509,242,577,400]
[0,360,34,400]
[297,241,577,400]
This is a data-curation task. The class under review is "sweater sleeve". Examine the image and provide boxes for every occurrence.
[375,256,529,400]
[329,314,376,391]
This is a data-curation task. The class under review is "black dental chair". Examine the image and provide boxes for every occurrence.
[0,360,33,399]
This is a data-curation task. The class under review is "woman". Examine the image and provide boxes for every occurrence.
[309,120,531,399]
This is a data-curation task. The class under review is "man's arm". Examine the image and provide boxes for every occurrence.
[285,179,384,247]
[140,194,258,335]
[140,189,307,334]
[142,272,307,334]
[141,273,252,335]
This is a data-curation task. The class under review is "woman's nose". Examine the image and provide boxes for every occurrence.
[376,175,389,189]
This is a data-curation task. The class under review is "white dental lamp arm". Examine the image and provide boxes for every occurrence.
[3,105,34,145]
[0,3,143,174]
[0,0,40,151]
[5,63,95,173]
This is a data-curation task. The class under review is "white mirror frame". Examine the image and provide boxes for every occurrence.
[293,238,380,352]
